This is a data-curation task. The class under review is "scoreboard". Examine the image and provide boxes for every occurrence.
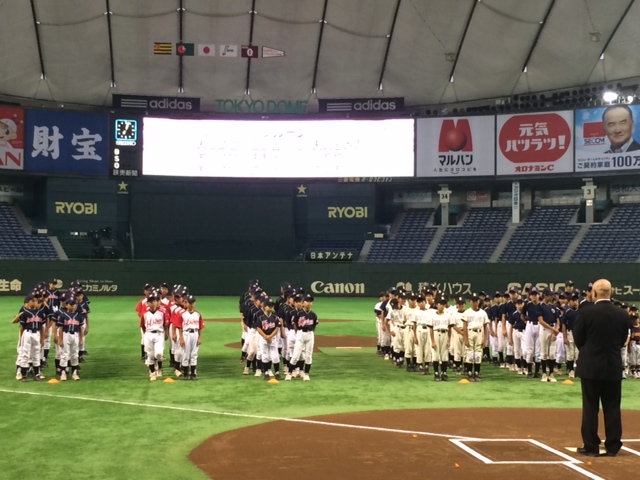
[110,115,143,178]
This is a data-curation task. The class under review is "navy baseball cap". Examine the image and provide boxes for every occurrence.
[516,298,524,304]
[509,286,518,293]
[263,297,274,307]
[479,291,487,297]
[529,287,539,295]
[185,295,196,304]
[470,294,480,302]
[159,282,169,288]
[388,287,398,295]
[66,297,77,305]
[542,287,555,296]
[494,291,502,297]
[304,294,314,302]
[566,280,574,286]
[293,294,303,302]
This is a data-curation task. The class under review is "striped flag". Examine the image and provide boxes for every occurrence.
[153,42,173,55]
[198,44,216,57]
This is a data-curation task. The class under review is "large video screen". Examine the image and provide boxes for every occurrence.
[142,117,415,178]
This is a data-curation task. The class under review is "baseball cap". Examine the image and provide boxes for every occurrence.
[379,291,388,297]
[185,295,196,304]
[416,294,426,302]
[455,296,466,305]
[144,283,153,291]
[388,287,398,295]
[509,286,519,293]
[390,298,399,308]
[24,293,35,302]
[570,293,580,301]
[159,282,169,289]
[436,296,448,305]
[66,297,77,305]
[469,293,480,302]
[516,298,524,304]
[493,291,502,297]
[479,291,487,297]
[586,283,593,292]
[558,293,566,299]
[262,297,274,307]
[280,281,292,289]
[147,293,160,302]
[0,118,17,132]
[542,287,555,296]
[304,293,314,302]
[566,280,574,286]
[630,305,638,311]
[407,292,417,301]
[293,294,303,302]
[49,278,59,285]
[529,287,539,295]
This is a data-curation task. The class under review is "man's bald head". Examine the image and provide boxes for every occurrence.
[592,279,612,300]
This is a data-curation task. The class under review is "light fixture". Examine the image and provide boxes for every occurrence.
[602,90,618,103]
[589,32,601,42]
[444,52,456,62]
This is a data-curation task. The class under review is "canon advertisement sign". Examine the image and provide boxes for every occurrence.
[113,94,201,112]
[318,97,404,114]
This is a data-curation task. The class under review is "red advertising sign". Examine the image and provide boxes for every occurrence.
[438,119,474,152]
[0,106,25,170]
[496,111,573,175]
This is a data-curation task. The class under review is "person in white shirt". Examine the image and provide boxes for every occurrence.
[463,294,490,382]
[429,296,454,382]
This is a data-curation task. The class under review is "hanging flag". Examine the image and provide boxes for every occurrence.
[176,43,195,56]
[198,44,216,57]
[153,42,173,55]
[241,45,260,58]
[262,46,285,58]
[219,44,238,57]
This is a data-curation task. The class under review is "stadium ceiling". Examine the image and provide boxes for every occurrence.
[1,0,640,113]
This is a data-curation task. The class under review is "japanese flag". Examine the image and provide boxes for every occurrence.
[198,44,216,57]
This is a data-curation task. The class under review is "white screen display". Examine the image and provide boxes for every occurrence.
[142,117,415,178]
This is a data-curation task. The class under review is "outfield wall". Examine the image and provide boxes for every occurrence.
[1,260,640,300]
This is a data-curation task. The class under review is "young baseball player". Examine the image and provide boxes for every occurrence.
[13,293,46,382]
[141,292,166,381]
[630,313,640,379]
[135,284,153,360]
[463,294,489,382]
[389,297,405,368]
[539,288,561,382]
[287,294,317,381]
[257,297,282,380]
[179,295,204,380]
[509,299,527,375]
[524,287,543,379]
[75,289,90,362]
[403,292,419,372]
[429,296,453,381]
[450,297,467,374]
[414,294,431,375]
[562,294,580,378]
[169,287,187,377]
[56,297,85,381]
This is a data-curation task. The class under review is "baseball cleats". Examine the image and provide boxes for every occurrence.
[21,377,28,383]
[274,373,282,381]
[474,373,481,382]
[35,373,45,381]
[441,373,450,382]
[568,370,575,378]
[15,371,22,381]
[285,374,292,381]
[384,354,390,360]
[60,371,67,381]
[541,373,548,382]
[150,372,157,381]
[72,373,80,381]
[174,369,183,378]
[190,375,197,381]
[254,369,262,377]
[434,373,441,382]
[243,367,250,375]
[292,369,300,378]
[156,369,162,378]
[548,374,557,383]
[303,374,310,381]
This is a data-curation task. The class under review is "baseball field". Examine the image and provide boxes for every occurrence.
[1,296,639,480]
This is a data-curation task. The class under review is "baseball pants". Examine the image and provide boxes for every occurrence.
[291,331,314,365]
[629,342,640,366]
[182,331,199,367]
[380,323,391,349]
[19,331,41,368]
[144,331,165,365]
[416,326,432,364]
[432,330,449,363]
[60,332,80,368]
[244,328,259,360]
[392,325,405,353]
[286,328,296,361]
[555,332,566,365]
[621,345,629,370]
[497,322,510,357]
[259,337,280,364]
[524,323,541,364]
[512,329,525,362]
[465,329,483,364]
[376,318,382,346]
[565,331,579,362]
[451,330,465,362]
[489,327,498,358]
[539,327,555,361]
[403,326,416,359]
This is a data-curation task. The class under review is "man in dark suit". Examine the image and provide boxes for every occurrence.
[602,105,640,153]
[574,279,631,457]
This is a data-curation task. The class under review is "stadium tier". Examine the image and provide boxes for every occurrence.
[367,209,437,263]
[572,204,640,262]
[0,203,58,259]
[499,206,580,263]
[431,208,511,263]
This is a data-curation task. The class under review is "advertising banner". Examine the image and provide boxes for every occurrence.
[318,97,404,114]
[575,105,640,172]
[416,116,495,177]
[25,109,109,175]
[496,111,573,175]
[0,106,25,171]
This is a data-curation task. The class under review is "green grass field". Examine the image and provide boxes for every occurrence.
[1,296,639,480]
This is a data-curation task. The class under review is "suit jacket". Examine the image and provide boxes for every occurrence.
[605,139,640,154]
[574,299,631,380]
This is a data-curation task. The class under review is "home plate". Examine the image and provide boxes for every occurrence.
[565,447,607,454]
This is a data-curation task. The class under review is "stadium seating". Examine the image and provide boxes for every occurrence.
[431,208,511,263]
[499,206,579,262]
[367,209,436,263]
[0,203,59,259]
[572,203,640,262]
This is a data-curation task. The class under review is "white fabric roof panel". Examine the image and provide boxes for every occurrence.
[1,0,639,110]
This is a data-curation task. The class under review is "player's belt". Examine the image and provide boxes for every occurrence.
[397,326,406,329]
[469,328,482,332]
[64,330,78,334]
[435,329,448,333]
[515,328,525,332]
[420,326,429,329]
[185,329,197,333]
[26,329,40,333]
[149,330,162,333]
[301,328,314,332]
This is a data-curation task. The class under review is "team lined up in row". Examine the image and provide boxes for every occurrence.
[135,283,204,381]
[374,282,640,382]
[12,279,91,382]
[239,280,318,382]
